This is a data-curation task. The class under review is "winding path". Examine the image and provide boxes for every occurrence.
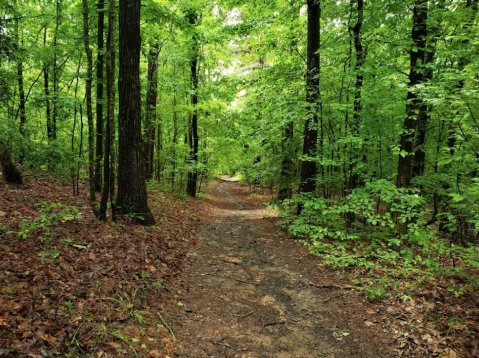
[169,180,393,357]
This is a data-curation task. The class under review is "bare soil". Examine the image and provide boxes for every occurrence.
[166,179,395,358]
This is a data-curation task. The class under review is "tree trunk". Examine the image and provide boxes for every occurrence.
[171,89,178,186]
[82,0,99,216]
[186,11,199,198]
[448,0,478,154]
[117,0,155,225]
[349,0,365,190]
[44,28,52,144]
[0,142,23,185]
[100,0,116,221]
[94,0,105,192]
[278,117,294,201]
[144,42,159,181]
[298,0,321,212]
[396,0,428,188]
[49,0,60,141]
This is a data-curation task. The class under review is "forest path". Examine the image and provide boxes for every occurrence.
[168,180,394,358]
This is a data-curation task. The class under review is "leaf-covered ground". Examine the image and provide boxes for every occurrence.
[0,172,202,357]
[1,173,478,357]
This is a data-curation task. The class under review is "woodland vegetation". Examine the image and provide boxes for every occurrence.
[1,0,479,355]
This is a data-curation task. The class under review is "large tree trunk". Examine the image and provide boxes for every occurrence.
[94,0,105,192]
[144,42,159,181]
[99,0,116,221]
[349,0,365,190]
[116,0,155,225]
[412,1,444,179]
[298,0,321,212]
[0,143,23,185]
[82,0,99,217]
[186,11,199,198]
[396,0,428,188]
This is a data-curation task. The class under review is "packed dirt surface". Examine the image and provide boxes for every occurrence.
[168,179,395,358]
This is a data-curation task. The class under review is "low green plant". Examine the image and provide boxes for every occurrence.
[280,179,479,296]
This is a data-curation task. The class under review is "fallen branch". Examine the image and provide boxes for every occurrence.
[321,292,350,303]
[218,258,253,278]
[263,321,285,327]
[214,341,246,351]
[204,268,221,276]
[230,311,254,318]
[157,312,176,341]
[235,279,250,284]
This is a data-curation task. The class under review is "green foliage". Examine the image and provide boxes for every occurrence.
[281,180,479,295]
[10,202,81,242]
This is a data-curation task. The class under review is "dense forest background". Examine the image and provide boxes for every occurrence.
[2,0,479,279]
[1,0,479,354]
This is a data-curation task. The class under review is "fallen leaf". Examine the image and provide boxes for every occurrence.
[365,321,375,327]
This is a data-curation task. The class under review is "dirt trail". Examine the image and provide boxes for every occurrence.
[169,180,394,358]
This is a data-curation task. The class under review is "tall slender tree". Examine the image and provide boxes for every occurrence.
[298,0,321,212]
[186,10,199,198]
[99,0,116,221]
[144,42,159,181]
[94,0,105,192]
[348,0,365,190]
[396,0,428,188]
[82,0,99,215]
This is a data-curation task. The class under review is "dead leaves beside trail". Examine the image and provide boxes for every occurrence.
[0,172,204,357]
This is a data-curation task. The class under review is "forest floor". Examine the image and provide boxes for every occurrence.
[1,173,478,357]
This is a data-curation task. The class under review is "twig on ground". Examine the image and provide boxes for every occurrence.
[263,321,286,327]
[235,279,250,284]
[218,258,253,278]
[230,311,254,318]
[214,341,246,351]
[307,282,356,290]
[321,292,350,303]
[204,268,221,276]
[157,312,176,341]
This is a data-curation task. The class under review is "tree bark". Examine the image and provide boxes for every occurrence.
[144,42,158,181]
[94,0,105,192]
[186,11,199,198]
[278,116,294,201]
[396,0,428,188]
[44,28,52,144]
[117,0,155,225]
[49,0,60,142]
[82,0,99,216]
[99,0,116,221]
[0,141,22,185]
[298,0,321,212]
[349,0,365,190]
